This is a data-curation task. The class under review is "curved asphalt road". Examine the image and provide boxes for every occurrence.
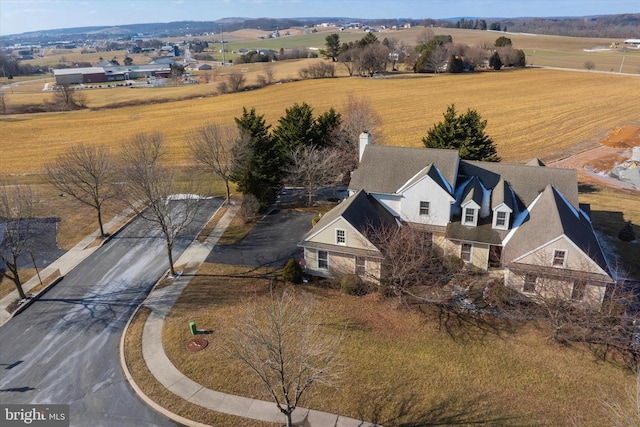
[0,198,222,426]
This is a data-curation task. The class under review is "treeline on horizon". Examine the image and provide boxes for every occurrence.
[1,13,638,45]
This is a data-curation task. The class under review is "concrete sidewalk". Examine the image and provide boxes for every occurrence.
[130,202,381,427]
[0,207,135,327]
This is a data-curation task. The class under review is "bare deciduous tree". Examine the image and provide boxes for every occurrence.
[46,143,118,237]
[416,28,435,46]
[222,289,343,427]
[227,72,246,92]
[333,94,383,175]
[357,43,389,77]
[0,89,6,114]
[0,185,37,300]
[284,146,343,206]
[256,62,275,86]
[121,132,203,277]
[426,44,450,74]
[464,46,488,71]
[364,223,445,302]
[338,47,358,76]
[187,122,236,202]
[50,83,85,111]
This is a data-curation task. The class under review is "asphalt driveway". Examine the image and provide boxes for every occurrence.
[206,208,314,268]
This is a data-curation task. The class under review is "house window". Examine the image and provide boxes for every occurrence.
[571,281,587,301]
[355,256,365,276]
[495,211,507,228]
[318,250,328,270]
[552,250,567,267]
[463,208,476,225]
[523,274,537,293]
[419,201,430,216]
[461,243,472,262]
[336,229,346,245]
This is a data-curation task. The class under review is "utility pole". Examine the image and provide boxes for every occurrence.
[221,28,226,65]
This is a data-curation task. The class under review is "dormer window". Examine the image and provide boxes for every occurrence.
[463,207,477,226]
[493,210,510,230]
[491,203,512,231]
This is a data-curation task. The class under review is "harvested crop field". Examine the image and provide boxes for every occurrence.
[1,68,639,176]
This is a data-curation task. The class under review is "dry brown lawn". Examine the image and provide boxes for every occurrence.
[124,306,275,427]
[159,263,636,427]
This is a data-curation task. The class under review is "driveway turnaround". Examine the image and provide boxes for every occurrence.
[207,209,314,267]
[0,198,222,426]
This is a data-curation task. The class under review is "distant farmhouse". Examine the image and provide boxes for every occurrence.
[299,133,613,307]
[623,39,640,49]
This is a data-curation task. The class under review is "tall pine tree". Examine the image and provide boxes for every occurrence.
[232,107,282,204]
[422,104,500,162]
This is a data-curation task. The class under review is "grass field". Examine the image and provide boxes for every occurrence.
[158,264,636,426]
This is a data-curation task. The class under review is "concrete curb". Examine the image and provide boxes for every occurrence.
[12,276,64,317]
[119,290,210,427]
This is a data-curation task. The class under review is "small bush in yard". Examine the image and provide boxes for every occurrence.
[618,221,636,242]
[341,274,364,295]
[312,214,322,226]
[283,258,303,284]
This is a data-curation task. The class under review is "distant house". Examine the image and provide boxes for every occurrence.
[623,39,640,49]
[190,63,212,71]
[299,133,613,307]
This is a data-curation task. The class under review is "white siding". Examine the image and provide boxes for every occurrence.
[398,176,454,226]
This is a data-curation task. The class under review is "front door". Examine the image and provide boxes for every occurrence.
[489,245,502,268]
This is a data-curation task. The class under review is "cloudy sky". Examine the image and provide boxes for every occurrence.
[1,0,638,36]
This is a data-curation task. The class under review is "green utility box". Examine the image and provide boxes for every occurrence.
[189,321,197,335]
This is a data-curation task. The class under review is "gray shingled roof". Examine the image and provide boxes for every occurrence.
[459,160,579,209]
[504,185,609,274]
[526,158,546,167]
[300,189,398,241]
[491,177,515,211]
[349,146,459,194]
[461,176,484,207]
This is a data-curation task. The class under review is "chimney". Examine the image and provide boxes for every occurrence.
[359,132,371,162]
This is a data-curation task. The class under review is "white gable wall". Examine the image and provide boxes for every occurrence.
[397,176,454,226]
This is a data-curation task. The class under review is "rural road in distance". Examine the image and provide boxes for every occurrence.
[0,198,222,426]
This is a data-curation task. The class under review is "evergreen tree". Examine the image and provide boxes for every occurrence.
[232,107,282,204]
[273,103,342,153]
[494,36,512,47]
[489,51,502,70]
[273,102,318,153]
[321,34,341,62]
[422,104,500,162]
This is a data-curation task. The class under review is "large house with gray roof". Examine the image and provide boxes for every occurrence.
[298,133,613,307]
